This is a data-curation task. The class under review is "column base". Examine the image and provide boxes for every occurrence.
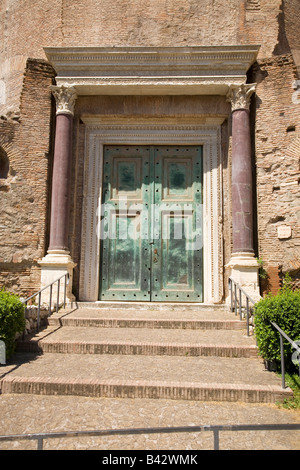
[226,252,260,305]
[39,250,76,305]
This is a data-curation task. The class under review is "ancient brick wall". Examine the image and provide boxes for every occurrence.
[0,59,55,297]
[253,54,300,293]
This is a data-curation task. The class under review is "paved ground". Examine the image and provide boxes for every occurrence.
[0,393,299,450]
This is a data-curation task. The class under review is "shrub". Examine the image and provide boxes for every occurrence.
[0,289,25,359]
[254,276,300,372]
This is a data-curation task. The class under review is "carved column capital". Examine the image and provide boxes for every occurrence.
[226,83,256,112]
[50,85,77,116]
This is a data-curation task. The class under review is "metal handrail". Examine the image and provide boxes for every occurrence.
[22,273,69,332]
[270,321,300,389]
[228,277,256,336]
[229,277,300,389]
[0,423,299,450]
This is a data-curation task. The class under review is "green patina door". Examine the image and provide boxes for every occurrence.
[100,145,203,302]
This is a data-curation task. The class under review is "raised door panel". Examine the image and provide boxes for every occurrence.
[152,146,203,302]
[100,146,151,301]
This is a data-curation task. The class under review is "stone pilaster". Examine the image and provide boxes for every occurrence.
[39,86,77,304]
[226,83,260,302]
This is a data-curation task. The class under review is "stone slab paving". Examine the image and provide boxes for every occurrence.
[0,393,299,450]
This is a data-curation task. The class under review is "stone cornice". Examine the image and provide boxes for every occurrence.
[45,46,260,96]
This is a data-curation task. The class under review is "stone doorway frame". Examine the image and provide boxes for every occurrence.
[42,46,261,304]
[79,116,224,303]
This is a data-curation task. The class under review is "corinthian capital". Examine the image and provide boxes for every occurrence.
[227,83,256,112]
[51,85,77,116]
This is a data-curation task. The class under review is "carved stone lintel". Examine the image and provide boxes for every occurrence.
[226,83,256,112]
[51,85,77,116]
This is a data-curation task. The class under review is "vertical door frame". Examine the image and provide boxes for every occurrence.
[79,116,224,304]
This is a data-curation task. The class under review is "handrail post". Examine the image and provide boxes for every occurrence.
[49,284,52,316]
[213,429,220,450]
[37,436,44,450]
[37,291,41,332]
[246,297,249,336]
[234,282,237,315]
[280,333,286,389]
[56,279,60,313]
[239,288,242,320]
[63,273,67,309]
[23,302,27,340]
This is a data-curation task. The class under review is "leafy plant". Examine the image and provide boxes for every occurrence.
[279,373,300,409]
[0,289,25,359]
[254,275,300,372]
[256,257,268,280]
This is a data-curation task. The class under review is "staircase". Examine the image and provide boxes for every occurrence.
[1,302,293,403]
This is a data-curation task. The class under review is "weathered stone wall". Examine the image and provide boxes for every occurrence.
[0,59,55,297]
[253,54,300,293]
[0,0,287,116]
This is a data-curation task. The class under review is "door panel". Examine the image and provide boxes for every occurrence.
[100,145,203,302]
[151,146,203,301]
[100,146,151,300]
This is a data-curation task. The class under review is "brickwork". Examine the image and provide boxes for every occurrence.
[0,59,55,297]
[253,54,300,293]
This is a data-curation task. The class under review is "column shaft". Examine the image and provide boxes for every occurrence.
[48,113,73,251]
[231,108,254,254]
[225,83,260,303]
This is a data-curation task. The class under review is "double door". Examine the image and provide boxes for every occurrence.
[100,145,203,302]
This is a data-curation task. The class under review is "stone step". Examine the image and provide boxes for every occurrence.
[74,302,227,311]
[48,308,247,330]
[0,353,293,404]
[10,305,291,405]
[17,325,257,358]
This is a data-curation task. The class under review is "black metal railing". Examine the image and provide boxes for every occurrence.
[229,277,300,389]
[0,423,300,450]
[22,273,69,332]
[270,321,300,389]
[228,277,256,336]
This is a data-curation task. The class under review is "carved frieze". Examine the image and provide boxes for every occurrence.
[45,46,260,97]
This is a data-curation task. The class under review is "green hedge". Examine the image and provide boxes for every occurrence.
[0,290,25,359]
[254,277,300,372]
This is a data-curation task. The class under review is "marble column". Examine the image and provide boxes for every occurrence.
[39,86,77,304]
[226,84,260,301]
